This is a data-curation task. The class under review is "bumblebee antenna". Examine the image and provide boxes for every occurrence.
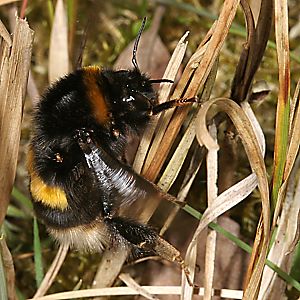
[132,17,147,70]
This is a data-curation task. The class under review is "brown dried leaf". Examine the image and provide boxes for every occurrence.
[231,0,273,102]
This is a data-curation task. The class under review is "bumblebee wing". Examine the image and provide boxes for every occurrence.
[67,161,109,214]
[77,132,161,212]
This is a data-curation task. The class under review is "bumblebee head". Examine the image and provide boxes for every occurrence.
[101,68,156,128]
[99,17,156,129]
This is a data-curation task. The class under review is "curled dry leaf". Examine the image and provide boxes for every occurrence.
[193,98,266,235]
[184,97,269,299]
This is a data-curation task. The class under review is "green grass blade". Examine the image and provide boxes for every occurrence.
[6,205,28,219]
[271,102,290,211]
[0,235,8,300]
[33,217,44,287]
[290,241,300,281]
[11,186,33,210]
[16,287,26,300]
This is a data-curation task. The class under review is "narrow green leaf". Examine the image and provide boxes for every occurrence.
[15,287,26,300]
[0,235,8,300]
[290,241,300,281]
[11,186,33,210]
[6,205,27,219]
[47,0,54,24]
[272,103,290,211]
[33,217,44,287]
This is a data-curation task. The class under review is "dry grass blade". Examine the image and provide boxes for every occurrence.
[142,32,209,181]
[289,78,300,134]
[146,0,240,184]
[283,80,300,183]
[203,124,218,300]
[48,0,69,83]
[33,244,69,298]
[258,77,300,298]
[0,17,33,227]
[185,98,269,299]
[29,286,244,300]
[159,60,217,235]
[258,157,300,299]
[0,16,33,300]
[0,19,12,46]
[133,31,189,173]
[0,238,15,300]
[119,273,159,300]
[157,116,196,192]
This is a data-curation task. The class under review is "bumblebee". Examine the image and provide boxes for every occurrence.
[27,18,195,269]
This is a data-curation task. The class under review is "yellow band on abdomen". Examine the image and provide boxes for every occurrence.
[27,148,68,210]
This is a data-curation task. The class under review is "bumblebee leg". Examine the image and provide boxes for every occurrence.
[151,96,199,115]
[106,216,157,252]
[105,216,192,285]
[154,236,193,286]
